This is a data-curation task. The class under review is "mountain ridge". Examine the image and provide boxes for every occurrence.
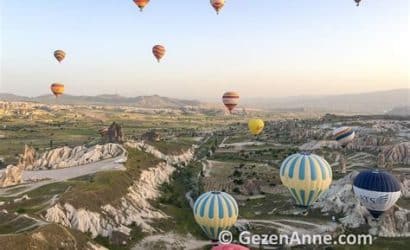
[0,88,408,113]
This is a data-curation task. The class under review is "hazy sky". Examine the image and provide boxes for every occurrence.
[0,0,408,100]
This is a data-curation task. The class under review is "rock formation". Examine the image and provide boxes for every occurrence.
[313,171,410,237]
[107,122,124,143]
[383,142,410,165]
[45,142,195,239]
[377,152,386,168]
[339,153,347,174]
[124,141,194,165]
[26,143,125,170]
[240,179,262,195]
[98,122,124,143]
[347,135,392,152]
[141,130,162,142]
[19,144,36,167]
[0,164,23,187]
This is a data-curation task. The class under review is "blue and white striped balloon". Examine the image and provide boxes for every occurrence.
[193,191,238,240]
[353,170,401,218]
[280,152,332,207]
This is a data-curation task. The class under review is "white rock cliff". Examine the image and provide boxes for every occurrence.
[45,142,195,239]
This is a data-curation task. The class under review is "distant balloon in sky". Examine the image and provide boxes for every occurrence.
[210,0,225,14]
[152,45,166,62]
[222,91,239,114]
[50,83,64,97]
[353,170,401,218]
[333,126,355,148]
[54,50,66,63]
[133,0,150,12]
[212,244,249,250]
[354,0,361,6]
[248,119,264,135]
[280,152,332,207]
[193,191,238,240]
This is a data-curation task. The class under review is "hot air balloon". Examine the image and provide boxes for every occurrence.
[54,50,66,63]
[248,119,264,135]
[210,0,225,14]
[152,45,166,62]
[212,244,249,250]
[280,152,332,207]
[50,83,64,97]
[353,170,401,218]
[354,0,361,6]
[193,191,238,240]
[222,91,239,114]
[333,126,355,148]
[133,0,150,12]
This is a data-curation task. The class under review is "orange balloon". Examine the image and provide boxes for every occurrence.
[50,83,64,97]
[133,0,150,12]
[152,45,166,62]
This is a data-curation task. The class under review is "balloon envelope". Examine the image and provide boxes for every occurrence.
[54,50,66,63]
[210,0,225,14]
[222,91,239,113]
[193,191,238,240]
[333,127,355,147]
[133,0,149,11]
[248,119,264,135]
[50,83,64,97]
[212,244,249,250]
[280,152,332,207]
[152,45,166,62]
[353,170,401,218]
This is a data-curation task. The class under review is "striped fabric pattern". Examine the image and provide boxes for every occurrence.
[333,126,355,146]
[193,191,238,240]
[353,170,401,218]
[152,45,166,62]
[54,50,66,63]
[222,91,239,113]
[280,152,332,207]
[50,83,65,97]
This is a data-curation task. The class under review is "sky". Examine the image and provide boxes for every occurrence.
[0,0,409,101]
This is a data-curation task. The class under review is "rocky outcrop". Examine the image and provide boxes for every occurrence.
[98,122,124,143]
[383,142,410,165]
[124,141,194,165]
[240,179,262,196]
[107,122,124,143]
[19,145,36,167]
[347,135,392,152]
[339,153,347,174]
[313,171,409,237]
[141,130,162,142]
[377,152,386,168]
[0,164,23,187]
[26,143,125,170]
[45,144,194,239]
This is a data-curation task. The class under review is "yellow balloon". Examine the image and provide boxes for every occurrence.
[248,119,264,135]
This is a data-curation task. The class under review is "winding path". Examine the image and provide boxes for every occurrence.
[0,155,126,197]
